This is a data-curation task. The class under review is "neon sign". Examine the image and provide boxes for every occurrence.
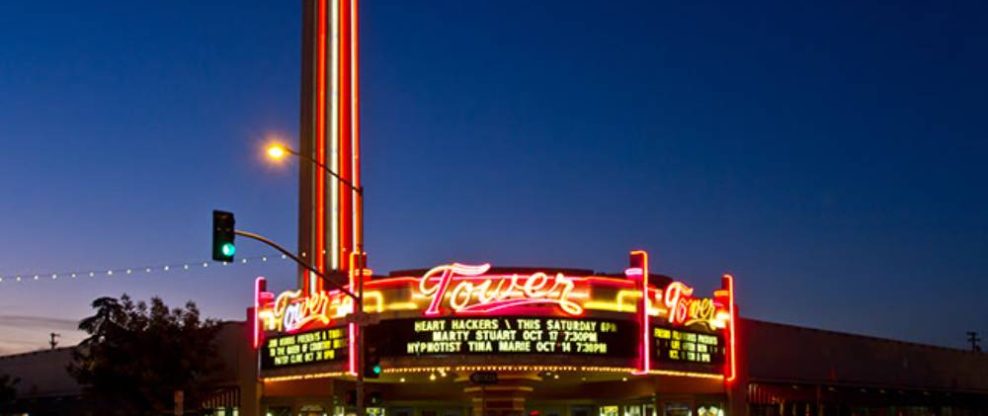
[364,317,638,359]
[660,281,723,331]
[260,327,349,370]
[255,277,351,334]
[417,263,583,316]
[254,252,737,384]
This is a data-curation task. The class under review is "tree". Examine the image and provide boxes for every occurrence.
[0,373,18,405]
[69,295,222,415]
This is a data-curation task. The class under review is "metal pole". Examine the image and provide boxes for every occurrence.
[355,189,365,416]
[278,145,367,416]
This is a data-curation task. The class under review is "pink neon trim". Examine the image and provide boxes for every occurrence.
[724,273,737,383]
[453,298,586,315]
[253,276,265,349]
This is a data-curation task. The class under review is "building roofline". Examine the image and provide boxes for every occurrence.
[743,317,982,355]
[0,345,75,360]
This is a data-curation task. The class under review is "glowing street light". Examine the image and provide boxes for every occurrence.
[262,142,362,195]
[266,143,288,161]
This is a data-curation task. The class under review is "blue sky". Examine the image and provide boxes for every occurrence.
[0,0,986,354]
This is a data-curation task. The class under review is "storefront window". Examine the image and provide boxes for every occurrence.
[663,403,692,416]
[623,404,642,416]
[600,405,621,416]
[695,406,723,416]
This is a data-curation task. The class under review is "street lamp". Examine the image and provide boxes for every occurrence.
[266,143,288,161]
[265,142,362,195]
[264,141,369,416]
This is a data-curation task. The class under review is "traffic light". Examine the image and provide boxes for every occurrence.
[364,344,381,379]
[212,210,236,262]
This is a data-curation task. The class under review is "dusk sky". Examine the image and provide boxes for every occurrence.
[0,0,986,354]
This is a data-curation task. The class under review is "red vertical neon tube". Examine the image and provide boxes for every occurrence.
[629,250,651,374]
[723,273,737,383]
[351,0,361,251]
[253,277,266,349]
[314,0,328,293]
[337,0,352,269]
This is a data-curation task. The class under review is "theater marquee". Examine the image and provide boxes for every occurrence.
[252,250,737,382]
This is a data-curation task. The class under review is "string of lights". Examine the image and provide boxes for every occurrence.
[0,254,292,285]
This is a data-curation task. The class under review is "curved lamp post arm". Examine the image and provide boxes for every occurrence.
[234,229,357,299]
[285,147,363,195]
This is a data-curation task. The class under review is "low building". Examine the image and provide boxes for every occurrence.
[743,319,988,415]
[1,253,986,416]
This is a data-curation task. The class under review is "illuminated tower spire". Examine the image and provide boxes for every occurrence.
[298,0,361,294]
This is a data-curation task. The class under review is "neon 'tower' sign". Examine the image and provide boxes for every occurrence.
[662,281,720,330]
[418,263,583,316]
[255,280,351,334]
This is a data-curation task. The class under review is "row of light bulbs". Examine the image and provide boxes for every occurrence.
[0,254,290,284]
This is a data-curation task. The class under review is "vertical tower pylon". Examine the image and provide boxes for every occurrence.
[298,0,361,294]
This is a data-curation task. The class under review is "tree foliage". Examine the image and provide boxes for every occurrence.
[69,295,222,415]
[0,374,17,404]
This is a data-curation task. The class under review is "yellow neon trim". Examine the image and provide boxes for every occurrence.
[383,301,421,311]
[362,290,384,312]
[464,386,535,393]
[648,370,724,380]
[584,289,641,313]
[263,371,346,383]
[382,365,635,374]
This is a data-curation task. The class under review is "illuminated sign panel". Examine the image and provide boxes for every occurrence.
[254,251,737,382]
[651,326,725,365]
[365,317,638,359]
[419,264,584,316]
[260,326,349,370]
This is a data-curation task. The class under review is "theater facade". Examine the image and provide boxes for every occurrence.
[250,250,741,416]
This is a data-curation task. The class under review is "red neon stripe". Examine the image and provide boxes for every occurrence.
[629,250,651,374]
[340,0,356,375]
[724,273,737,383]
[338,0,352,269]
[314,0,328,292]
[253,276,265,349]
[351,0,361,251]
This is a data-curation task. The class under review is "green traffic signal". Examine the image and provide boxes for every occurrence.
[372,364,382,375]
[212,210,236,262]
